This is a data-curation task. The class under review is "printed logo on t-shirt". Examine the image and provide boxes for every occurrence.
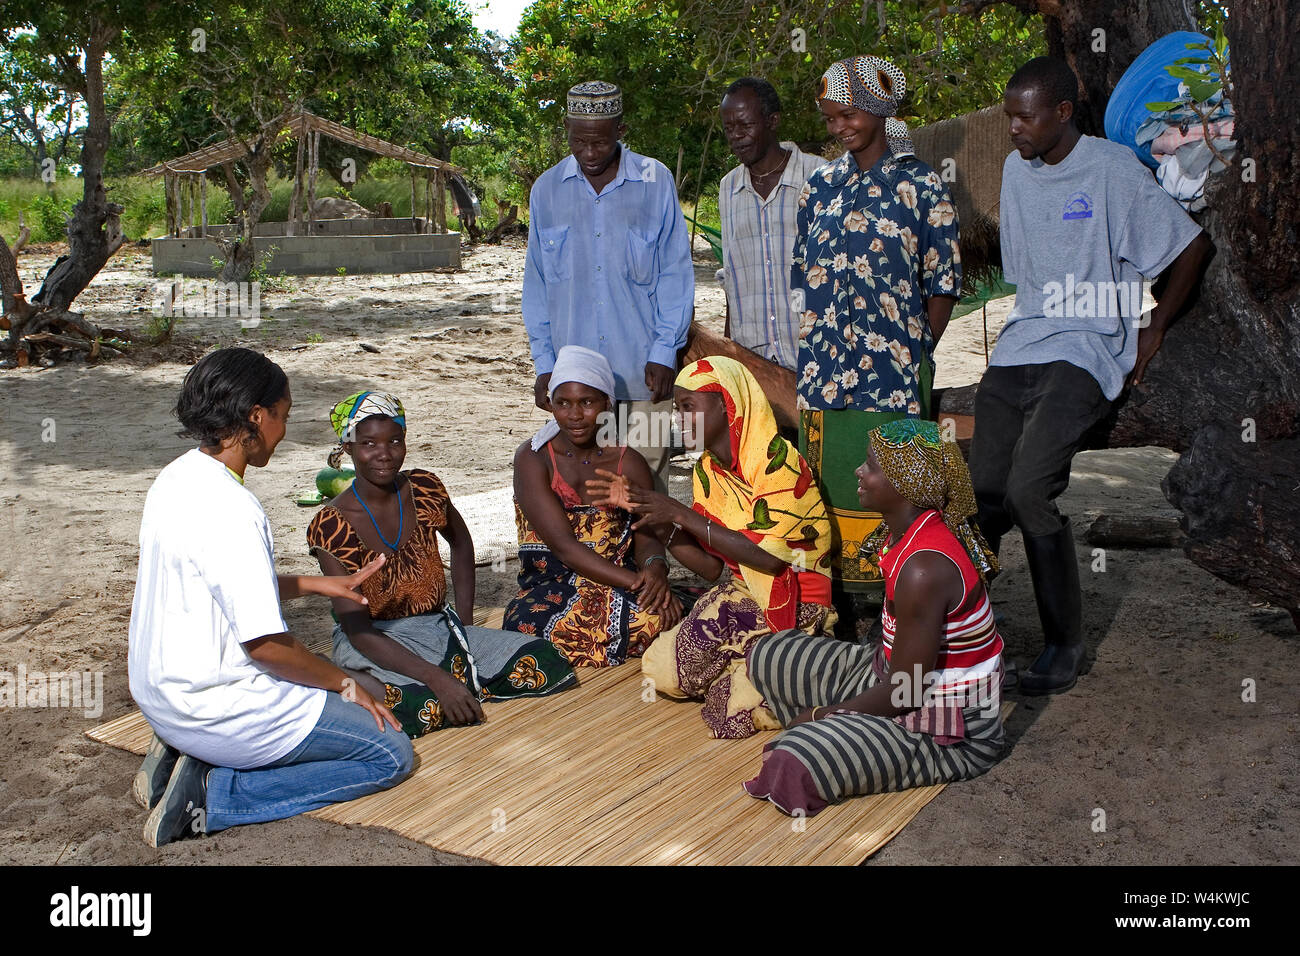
[1062,192,1093,220]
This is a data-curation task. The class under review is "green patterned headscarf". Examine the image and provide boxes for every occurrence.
[328,391,406,468]
[866,418,999,583]
[331,391,406,441]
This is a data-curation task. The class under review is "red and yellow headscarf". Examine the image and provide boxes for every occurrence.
[676,356,832,630]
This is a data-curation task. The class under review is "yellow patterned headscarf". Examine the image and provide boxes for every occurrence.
[675,356,832,630]
[866,418,999,583]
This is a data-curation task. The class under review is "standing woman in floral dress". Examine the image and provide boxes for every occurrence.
[792,54,962,600]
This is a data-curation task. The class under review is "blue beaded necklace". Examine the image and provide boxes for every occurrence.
[352,481,402,552]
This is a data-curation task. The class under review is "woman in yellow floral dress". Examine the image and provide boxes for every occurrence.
[590,356,836,738]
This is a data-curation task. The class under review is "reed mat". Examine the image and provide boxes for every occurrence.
[87,629,1010,864]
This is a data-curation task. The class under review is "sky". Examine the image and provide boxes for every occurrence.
[470,0,532,38]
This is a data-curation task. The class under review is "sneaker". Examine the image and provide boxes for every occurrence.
[142,754,212,848]
[132,734,180,809]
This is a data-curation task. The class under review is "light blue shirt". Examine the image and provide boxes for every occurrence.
[522,147,694,400]
[994,135,1202,400]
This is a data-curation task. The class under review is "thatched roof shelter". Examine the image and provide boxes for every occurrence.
[143,109,465,238]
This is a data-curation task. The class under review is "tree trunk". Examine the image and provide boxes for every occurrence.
[217,133,275,283]
[982,0,1300,623]
[30,19,123,313]
[1109,0,1300,624]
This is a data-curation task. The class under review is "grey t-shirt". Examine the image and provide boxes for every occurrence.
[994,134,1202,399]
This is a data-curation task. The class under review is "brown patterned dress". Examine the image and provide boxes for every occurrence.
[306,469,576,737]
[306,469,451,619]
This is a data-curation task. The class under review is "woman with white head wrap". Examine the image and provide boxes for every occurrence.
[506,346,678,666]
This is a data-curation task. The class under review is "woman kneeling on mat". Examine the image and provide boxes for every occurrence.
[589,356,836,739]
[306,391,576,737]
[129,348,411,848]
[743,418,1005,815]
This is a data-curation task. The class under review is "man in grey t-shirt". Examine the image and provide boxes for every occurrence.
[971,57,1211,695]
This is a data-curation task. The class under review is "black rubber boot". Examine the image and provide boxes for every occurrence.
[1019,523,1087,696]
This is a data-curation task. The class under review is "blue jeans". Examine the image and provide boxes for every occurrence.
[204,691,414,834]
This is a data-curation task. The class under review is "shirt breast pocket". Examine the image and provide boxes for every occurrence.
[537,225,572,281]
[625,230,656,285]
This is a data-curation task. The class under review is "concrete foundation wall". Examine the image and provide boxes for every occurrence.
[151,226,461,276]
[185,217,431,239]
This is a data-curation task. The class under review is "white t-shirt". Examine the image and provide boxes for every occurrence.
[128,449,325,769]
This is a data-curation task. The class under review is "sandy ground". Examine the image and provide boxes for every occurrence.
[1,237,1295,866]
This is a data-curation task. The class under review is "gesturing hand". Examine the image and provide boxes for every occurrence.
[586,467,638,510]
[317,553,386,604]
[626,487,682,531]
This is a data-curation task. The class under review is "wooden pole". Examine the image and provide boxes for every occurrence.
[436,169,447,233]
[164,172,175,237]
[982,303,989,365]
[688,119,717,251]
[289,126,306,236]
[306,128,319,233]
[410,169,417,224]
[200,172,208,237]
[425,172,433,234]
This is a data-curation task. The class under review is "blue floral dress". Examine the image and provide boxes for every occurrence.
[791,148,961,593]
[792,150,961,413]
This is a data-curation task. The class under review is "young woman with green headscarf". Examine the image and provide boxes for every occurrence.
[306,391,576,738]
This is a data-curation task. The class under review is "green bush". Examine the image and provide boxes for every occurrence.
[30,193,76,242]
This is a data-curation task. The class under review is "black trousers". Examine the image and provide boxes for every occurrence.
[969,361,1113,541]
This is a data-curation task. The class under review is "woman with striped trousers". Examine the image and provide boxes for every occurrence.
[744,419,1006,815]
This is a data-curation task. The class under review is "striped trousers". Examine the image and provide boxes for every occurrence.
[745,630,1005,815]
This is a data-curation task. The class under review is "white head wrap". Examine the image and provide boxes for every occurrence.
[530,346,618,451]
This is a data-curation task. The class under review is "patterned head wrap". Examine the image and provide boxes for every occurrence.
[531,345,617,451]
[567,80,623,119]
[885,117,915,156]
[866,418,999,583]
[675,356,832,631]
[818,56,907,117]
[328,391,406,467]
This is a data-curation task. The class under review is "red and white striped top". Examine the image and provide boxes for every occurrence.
[878,510,1003,709]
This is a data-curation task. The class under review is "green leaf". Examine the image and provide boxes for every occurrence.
[747,499,777,531]
[765,435,788,473]
[1145,100,1186,112]
[694,459,710,497]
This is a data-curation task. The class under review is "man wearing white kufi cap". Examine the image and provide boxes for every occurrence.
[522,80,694,489]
